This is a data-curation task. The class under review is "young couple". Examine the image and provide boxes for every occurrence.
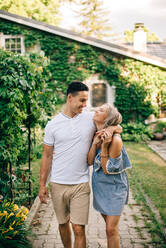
[39,82,132,248]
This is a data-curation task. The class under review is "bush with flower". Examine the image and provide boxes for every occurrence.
[0,200,32,248]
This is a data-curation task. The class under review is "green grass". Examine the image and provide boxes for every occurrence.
[31,158,41,200]
[125,142,166,223]
[125,142,166,246]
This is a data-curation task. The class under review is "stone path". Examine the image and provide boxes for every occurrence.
[31,168,154,248]
[148,140,166,161]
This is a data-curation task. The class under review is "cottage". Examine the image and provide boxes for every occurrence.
[0,10,166,121]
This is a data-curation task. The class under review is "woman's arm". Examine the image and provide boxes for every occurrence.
[100,135,122,174]
[87,133,101,166]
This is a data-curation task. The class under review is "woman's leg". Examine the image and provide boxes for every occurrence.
[101,213,106,222]
[105,215,120,248]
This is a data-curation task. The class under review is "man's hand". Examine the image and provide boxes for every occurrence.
[96,128,113,144]
[115,124,122,134]
[39,185,49,204]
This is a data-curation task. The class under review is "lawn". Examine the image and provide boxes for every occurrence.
[31,158,41,200]
[125,142,166,246]
[125,142,166,223]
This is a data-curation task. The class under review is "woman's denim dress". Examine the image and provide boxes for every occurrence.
[92,146,132,216]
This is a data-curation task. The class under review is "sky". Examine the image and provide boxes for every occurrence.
[59,0,166,41]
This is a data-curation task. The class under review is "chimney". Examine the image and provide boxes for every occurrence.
[133,23,147,52]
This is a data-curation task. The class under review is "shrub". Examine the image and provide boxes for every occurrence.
[121,122,153,142]
[154,121,166,133]
[0,200,31,248]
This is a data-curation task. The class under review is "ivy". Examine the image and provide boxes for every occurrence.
[0,49,55,201]
[0,17,166,125]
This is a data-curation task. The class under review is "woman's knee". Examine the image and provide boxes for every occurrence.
[72,224,85,236]
[106,226,118,238]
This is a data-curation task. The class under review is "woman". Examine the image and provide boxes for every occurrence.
[88,104,132,248]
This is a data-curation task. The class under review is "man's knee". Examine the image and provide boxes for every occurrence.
[72,224,85,237]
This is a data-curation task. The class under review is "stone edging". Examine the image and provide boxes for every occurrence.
[26,196,41,227]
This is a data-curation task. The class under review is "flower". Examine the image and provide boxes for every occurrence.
[20,206,29,215]
[8,213,14,219]
[3,211,8,216]
[13,204,19,211]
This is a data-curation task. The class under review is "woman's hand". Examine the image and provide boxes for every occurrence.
[93,132,102,145]
[101,132,111,148]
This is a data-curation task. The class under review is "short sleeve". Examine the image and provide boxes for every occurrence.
[43,122,54,146]
[106,155,122,174]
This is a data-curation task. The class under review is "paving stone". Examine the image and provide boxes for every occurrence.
[33,239,45,248]
[121,238,133,248]
[133,244,146,248]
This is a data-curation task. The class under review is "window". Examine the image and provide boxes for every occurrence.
[92,83,107,107]
[0,34,25,54]
[83,74,116,110]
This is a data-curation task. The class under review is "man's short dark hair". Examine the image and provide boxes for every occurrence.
[66,82,89,96]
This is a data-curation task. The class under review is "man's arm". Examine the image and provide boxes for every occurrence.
[39,144,53,204]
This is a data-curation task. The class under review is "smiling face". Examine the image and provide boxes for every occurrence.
[93,104,109,125]
[68,91,89,115]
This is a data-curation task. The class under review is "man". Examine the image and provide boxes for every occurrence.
[39,82,121,248]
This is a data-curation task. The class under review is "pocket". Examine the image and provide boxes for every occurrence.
[83,182,91,194]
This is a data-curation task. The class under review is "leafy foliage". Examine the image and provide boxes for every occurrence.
[74,0,112,39]
[0,48,55,202]
[121,123,153,142]
[0,18,165,124]
[154,121,166,133]
[0,0,61,26]
[0,200,31,248]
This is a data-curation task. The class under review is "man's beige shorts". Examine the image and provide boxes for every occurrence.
[50,182,91,225]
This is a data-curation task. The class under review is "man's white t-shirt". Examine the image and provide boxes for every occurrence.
[44,111,96,184]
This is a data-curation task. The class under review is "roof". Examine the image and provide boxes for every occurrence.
[124,42,166,61]
[147,43,166,60]
[0,10,166,69]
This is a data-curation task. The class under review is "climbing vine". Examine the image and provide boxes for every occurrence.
[0,18,166,124]
[0,49,54,202]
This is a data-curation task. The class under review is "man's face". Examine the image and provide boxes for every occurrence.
[68,91,88,114]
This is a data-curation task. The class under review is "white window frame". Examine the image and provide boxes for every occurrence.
[0,33,25,54]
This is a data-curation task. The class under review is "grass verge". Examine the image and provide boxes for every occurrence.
[125,142,166,247]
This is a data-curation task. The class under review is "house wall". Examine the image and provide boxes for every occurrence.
[0,18,166,122]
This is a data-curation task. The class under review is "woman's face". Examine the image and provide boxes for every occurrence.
[93,104,109,124]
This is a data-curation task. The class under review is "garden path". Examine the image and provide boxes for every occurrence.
[31,168,155,248]
[148,140,166,161]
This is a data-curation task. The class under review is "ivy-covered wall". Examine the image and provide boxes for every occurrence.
[0,18,166,123]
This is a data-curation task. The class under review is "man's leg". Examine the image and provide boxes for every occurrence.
[50,183,72,247]
[70,182,90,248]
[72,223,86,248]
[59,220,72,248]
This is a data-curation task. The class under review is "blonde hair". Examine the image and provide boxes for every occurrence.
[103,104,122,128]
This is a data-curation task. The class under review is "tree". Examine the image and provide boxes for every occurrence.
[124,26,159,43]
[0,0,62,25]
[74,0,112,40]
